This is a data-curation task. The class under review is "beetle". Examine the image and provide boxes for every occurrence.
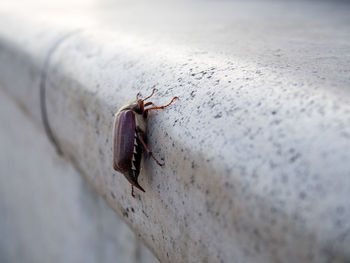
[113,89,178,198]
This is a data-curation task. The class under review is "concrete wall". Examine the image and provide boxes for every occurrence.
[0,0,350,262]
[0,89,158,263]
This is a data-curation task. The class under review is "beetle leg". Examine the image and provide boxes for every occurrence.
[144,102,154,107]
[144,96,178,113]
[137,132,164,166]
[141,88,157,102]
[131,185,135,198]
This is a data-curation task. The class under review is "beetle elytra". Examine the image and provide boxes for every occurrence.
[113,89,178,197]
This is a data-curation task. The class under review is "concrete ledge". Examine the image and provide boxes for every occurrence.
[1,1,350,262]
[0,88,157,263]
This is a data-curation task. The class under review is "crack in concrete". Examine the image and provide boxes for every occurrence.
[39,29,82,156]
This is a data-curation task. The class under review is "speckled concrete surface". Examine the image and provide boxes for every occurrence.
[0,89,158,263]
[0,1,350,262]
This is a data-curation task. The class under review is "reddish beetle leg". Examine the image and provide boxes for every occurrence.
[144,102,154,107]
[137,132,164,166]
[131,185,135,198]
[144,96,178,113]
[140,96,179,167]
[141,95,178,167]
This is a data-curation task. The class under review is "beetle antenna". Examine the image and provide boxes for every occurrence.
[141,88,157,102]
[144,96,178,112]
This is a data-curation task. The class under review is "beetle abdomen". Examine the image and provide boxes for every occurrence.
[113,110,136,173]
[131,134,143,173]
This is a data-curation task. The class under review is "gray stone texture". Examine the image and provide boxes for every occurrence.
[0,0,350,262]
[0,90,158,263]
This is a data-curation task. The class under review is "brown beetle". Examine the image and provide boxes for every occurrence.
[113,89,178,197]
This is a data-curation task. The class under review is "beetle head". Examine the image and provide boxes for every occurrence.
[131,99,149,119]
[115,99,148,118]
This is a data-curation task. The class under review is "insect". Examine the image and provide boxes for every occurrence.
[113,89,178,198]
